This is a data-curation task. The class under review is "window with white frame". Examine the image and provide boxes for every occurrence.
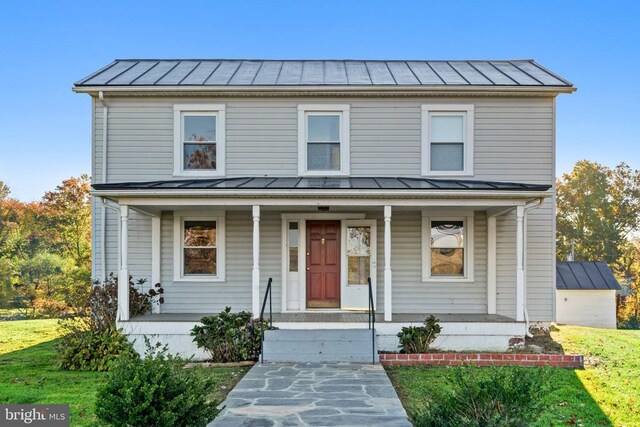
[173,104,225,176]
[421,105,474,176]
[174,215,225,281]
[422,213,474,281]
[298,105,350,176]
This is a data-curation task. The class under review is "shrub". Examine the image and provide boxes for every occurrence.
[414,365,550,427]
[57,273,164,371]
[95,343,218,427]
[191,307,270,362]
[34,297,68,318]
[397,315,442,353]
[57,324,138,371]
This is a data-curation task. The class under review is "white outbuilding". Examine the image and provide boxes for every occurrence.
[556,261,621,329]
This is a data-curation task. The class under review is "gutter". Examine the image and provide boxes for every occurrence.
[72,84,576,97]
[89,188,552,199]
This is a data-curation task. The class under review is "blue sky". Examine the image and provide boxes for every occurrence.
[0,0,638,201]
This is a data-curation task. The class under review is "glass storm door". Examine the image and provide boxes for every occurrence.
[341,220,377,310]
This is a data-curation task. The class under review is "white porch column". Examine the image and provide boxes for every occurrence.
[151,215,161,314]
[515,206,525,322]
[118,205,129,321]
[252,205,261,317]
[487,215,497,314]
[384,205,392,321]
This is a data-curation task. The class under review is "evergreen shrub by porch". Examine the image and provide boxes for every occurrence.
[95,343,218,427]
[414,364,550,427]
[57,325,137,371]
[397,315,442,353]
[191,307,270,362]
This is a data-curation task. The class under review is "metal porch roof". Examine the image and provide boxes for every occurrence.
[92,177,552,191]
[556,261,621,291]
[75,59,573,88]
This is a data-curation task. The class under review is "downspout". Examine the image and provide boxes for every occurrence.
[99,91,108,282]
[523,197,545,337]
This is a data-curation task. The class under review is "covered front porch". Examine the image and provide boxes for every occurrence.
[93,176,551,356]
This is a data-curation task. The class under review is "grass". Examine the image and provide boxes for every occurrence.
[387,325,640,426]
[0,319,249,427]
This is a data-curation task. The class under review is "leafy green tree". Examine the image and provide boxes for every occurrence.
[556,161,640,268]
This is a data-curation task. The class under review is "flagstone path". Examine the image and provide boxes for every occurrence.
[209,362,411,426]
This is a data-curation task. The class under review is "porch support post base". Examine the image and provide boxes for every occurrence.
[252,205,261,318]
[384,206,392,322]
[118,205,129,322]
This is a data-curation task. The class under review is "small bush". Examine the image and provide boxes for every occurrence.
[96,343,218,427]
[414,364,550,427]
[57,325,138,371]
[34,297,68,318]
[191,307,270,362]
[398,315,442,353]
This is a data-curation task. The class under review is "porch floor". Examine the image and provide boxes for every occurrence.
[129,312,517,323]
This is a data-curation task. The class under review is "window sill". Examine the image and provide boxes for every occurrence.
[173,276,226,283]
[173,171,226,177]
[422,171,474,177]
[422,277,475,283]
[298,171,350,177]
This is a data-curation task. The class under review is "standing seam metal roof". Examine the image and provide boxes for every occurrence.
[75,59,573,87]
[91,176,552,191]
[556,261,621,290]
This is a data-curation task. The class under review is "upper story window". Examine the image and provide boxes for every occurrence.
[421,104,474,176]
[173,104,226,176]
[298,105,350,176]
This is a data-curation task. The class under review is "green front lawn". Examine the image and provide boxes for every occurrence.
[387,325,640,426]
[0,319,248,426]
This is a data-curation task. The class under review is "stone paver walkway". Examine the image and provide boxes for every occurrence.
[210,362,411,426]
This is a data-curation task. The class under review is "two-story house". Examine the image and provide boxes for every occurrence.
[74,59,574,361]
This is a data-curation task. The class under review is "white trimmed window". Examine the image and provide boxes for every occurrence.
[173,215,225,281]
[422,212,474,282]
[298,105,350,176]
[173,104,226,176]
[421,104,474,176]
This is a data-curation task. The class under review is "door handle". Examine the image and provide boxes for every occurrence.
[306,267,310,271]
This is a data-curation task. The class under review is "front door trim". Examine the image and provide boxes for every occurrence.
[281,213,366,312]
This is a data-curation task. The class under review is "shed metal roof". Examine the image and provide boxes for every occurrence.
[556,261,621,291]
[75,59,573,87]
[92,176,552,191]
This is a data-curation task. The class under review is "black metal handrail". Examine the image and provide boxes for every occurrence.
[367,277,375,364]
[259,278,273,364]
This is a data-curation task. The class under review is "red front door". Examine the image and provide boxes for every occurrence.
[306,221,340,308]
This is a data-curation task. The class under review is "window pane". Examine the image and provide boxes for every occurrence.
[184,115,216,141]
[307,143,340,170]
[184,143,216,170]
[184,248,217,275]
[431,143,463,171]
[431,248,464,276]
[348,256,370,285]
[289,248,298,272]
[431,221,464,248]
[184,221,216,247]
[431,115,463,142]
[308,115,340,142]
[347,227,370,256]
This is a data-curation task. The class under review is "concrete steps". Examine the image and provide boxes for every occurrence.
[262,328,378,363]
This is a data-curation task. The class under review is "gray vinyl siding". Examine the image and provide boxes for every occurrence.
[94,96,553,184]
[91,94,556,320]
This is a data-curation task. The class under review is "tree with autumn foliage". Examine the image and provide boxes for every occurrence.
[556,160,640,328]
[0,176,92,313]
